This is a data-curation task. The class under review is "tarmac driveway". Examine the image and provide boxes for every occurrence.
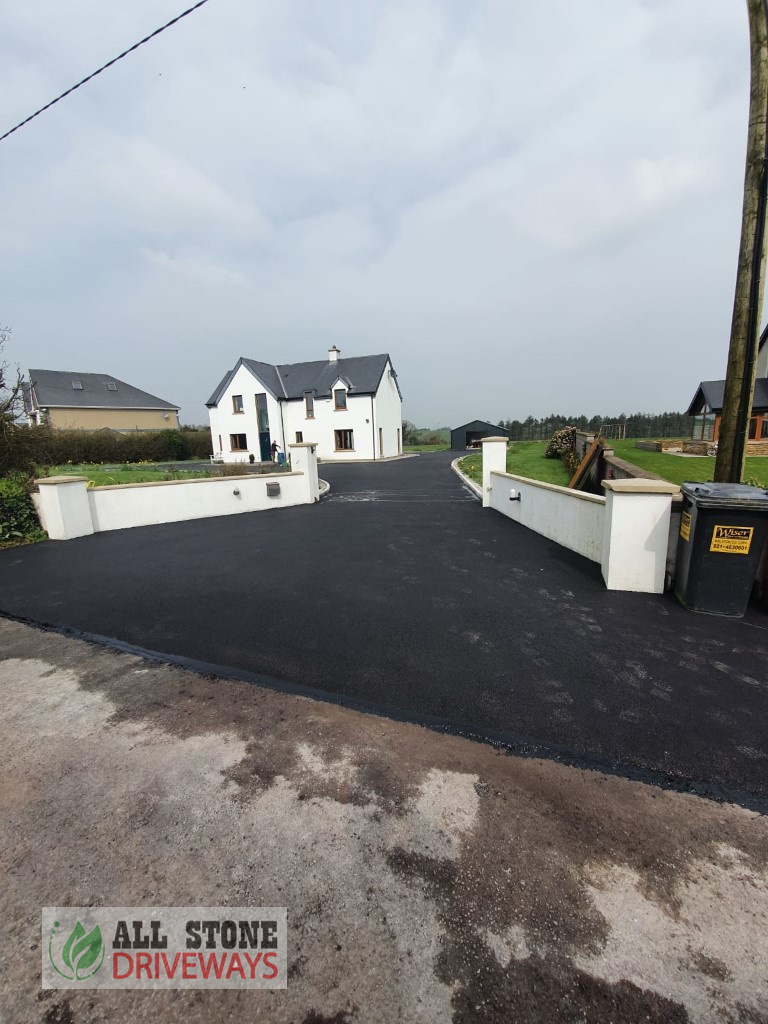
[1,451,767,803]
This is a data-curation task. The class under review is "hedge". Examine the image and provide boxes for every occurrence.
[0,426,213,473]
[0,477,45,544]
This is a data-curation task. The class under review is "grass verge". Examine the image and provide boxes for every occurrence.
[460,439,768,490]
[610,441,768,488]
[40,463,286,486]
[459,442,570,487]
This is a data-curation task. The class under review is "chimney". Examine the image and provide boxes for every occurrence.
[328,345,340,362]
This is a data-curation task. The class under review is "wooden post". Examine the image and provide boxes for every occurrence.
[715,0,768,483]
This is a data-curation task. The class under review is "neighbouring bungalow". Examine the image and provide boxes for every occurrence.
[23,369,179,431]
[206,346,403,462]
[686,327,768,442]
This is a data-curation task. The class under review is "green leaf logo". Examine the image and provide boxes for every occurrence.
[50,920,104,980]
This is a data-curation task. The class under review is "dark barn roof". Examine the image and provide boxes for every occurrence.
[207,354,399,406]
[450,420,509,450]
[686,378,768,416]
[26,369,178,411]
[451,420,509,435]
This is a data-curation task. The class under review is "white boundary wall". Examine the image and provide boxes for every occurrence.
[35,443,319,540]
[481,437,679,593]
[489,470,605,562]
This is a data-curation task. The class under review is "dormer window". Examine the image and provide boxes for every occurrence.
[334,388,347,411]
[71,381,83,390]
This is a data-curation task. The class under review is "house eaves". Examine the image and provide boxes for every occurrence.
[686,378,768,416]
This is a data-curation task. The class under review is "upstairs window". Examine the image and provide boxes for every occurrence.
[255,392,270,432]
[232,394,244,414]
[334,388,347,410]
[304,391,315,418]
[334,429,354,451]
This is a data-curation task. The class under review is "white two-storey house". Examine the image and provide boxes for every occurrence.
[206,347,403,462]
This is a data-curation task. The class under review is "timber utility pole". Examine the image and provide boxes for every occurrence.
[715,0,768,483]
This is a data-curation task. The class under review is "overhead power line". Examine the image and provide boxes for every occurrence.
[0,0,213,145]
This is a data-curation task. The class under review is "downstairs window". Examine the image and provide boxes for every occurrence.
[334,429,354,451]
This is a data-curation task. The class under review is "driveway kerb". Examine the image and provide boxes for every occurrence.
[451,456,482,498]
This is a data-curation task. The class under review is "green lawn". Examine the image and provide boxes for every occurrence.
[412,428,450,443]
[43,463,239,486]
[610,441,768,488]
[460,442,570,487]
[404,443,451,453]
[459,439,768,490]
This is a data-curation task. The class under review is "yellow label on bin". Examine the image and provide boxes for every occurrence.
[710,525,753,554]
[680,511,691,541]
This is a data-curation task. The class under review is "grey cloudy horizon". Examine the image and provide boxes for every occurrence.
[0,0,755,427]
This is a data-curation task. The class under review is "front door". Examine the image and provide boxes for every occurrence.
[255,393,271,461]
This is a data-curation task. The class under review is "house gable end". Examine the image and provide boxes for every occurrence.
[207,358,283,407]
[372,358,402,402]
[686,378,768,416]
[685,384,708,417]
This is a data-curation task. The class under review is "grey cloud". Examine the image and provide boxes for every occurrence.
[0,0,753,426]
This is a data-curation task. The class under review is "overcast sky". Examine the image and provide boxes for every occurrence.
[0,1,755,426]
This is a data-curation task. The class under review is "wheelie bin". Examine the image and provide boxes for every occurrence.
[674,482,768,616]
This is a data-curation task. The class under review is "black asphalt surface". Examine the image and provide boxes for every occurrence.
[2,451,767,803]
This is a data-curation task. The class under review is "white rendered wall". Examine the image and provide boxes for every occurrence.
[87,473,309,532]
[372,361,403,456]
[482,437,678,592]
[35,451,318,538]
[489,471,605,563]
[600,480,678,593]
[35,477,95,540]
[282,392,376,460]
[207,363,286,463]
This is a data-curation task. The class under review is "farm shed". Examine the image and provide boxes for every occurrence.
[451,420,509,451]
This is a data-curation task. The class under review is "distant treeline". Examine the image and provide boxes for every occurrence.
[496,412,693,441]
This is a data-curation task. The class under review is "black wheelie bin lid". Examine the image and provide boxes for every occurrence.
[681,482,768,508]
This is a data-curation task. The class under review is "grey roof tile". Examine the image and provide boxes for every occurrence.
[687,378,768,415]
[207,353,398,406]
[28,369,178,411]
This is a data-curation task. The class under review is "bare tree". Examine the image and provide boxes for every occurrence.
[715,0,768,482]
[401,420,419,446]
[0,325,24,422]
